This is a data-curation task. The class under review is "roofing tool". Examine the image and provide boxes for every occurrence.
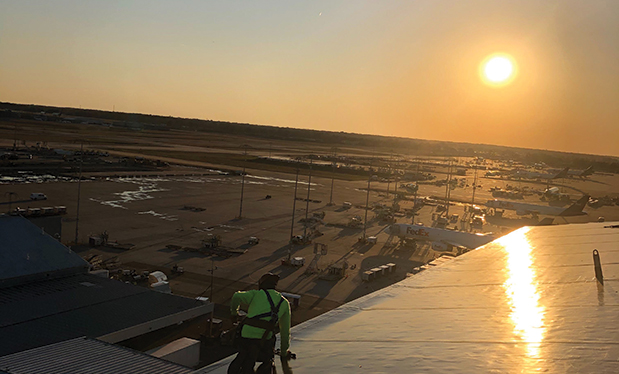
[275,349,297,360]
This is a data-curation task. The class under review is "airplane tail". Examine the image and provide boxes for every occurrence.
[559,195,589,216]
[580,166,594,177]
[552,167,569,179]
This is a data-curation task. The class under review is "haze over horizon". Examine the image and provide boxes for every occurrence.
[1,1,618,156]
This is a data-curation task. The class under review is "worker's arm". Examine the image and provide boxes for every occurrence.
[278,299,292,355]
[230,290,255,316]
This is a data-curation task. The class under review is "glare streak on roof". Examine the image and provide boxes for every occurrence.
[0,337,193,374]
[202,222,619,373]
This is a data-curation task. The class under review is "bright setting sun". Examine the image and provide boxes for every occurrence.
[481,54,516,86]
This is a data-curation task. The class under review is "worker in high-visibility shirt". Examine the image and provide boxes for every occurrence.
[228,272,291,374]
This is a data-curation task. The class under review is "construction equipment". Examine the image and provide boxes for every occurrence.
[305,243,327,275]
[320,261,348,280]
[312,211,326,219]
[281,256,305,267]
[348,216,362,228]
[291,234,311,244]
[171,264,185,274]
[202,234,222,248]
[88,231,109,247]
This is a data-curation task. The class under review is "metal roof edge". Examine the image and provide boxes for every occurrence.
[97,302,213,344]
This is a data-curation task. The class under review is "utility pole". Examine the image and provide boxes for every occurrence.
[288,169,299,261]
[363,176,371,240]
[207,258,217,337]
[303,157,313,239]
[74,141,85,245]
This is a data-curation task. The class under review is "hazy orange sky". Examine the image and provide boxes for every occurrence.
[1,1,618,156]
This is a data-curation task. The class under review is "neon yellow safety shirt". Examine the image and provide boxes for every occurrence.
[230,289,291,353]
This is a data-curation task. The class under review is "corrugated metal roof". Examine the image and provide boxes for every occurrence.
[0,337,193,374]
[0,273,210,356]
[0,215,89,287]
[201,221,619,373]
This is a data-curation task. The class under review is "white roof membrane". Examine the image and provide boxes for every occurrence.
[202,221,619,373]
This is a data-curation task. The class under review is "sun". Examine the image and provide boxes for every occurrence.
[485,57,513,82]
[480,53,517,86]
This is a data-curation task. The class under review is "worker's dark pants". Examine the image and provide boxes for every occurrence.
[228,337,276,374]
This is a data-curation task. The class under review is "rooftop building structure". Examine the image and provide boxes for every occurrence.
[0,215,212,357]
[202,221,619,373]
[0,215,89,288]
[0,337,193,374]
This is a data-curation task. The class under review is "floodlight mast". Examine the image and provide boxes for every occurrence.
[288,168,299,261]
[363,176,371,240]
[303,157,313,239]
[328,147,337,206]
[238,145,250,219]
[74,140,88,245]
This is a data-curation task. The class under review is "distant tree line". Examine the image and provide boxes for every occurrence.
[1,101,617,174]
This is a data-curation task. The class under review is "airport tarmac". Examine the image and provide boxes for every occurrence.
[2,163,617,314]
[1,123,618,332]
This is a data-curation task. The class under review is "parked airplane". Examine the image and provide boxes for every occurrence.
[385,223,497,250]
[512,167,569,180]
[542,186,571,202]
[486,195,589,217]
[550,165,594,179]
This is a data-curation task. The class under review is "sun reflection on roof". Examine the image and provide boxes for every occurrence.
[498,227,546,359]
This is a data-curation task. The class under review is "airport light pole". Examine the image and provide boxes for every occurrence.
[288,169,299,261]
[207,258,218,337]
[74,140,87,245]
[238,167,246,219]
[303,157,313,239]
[5,192,18,213]
[13,125,17,150]
[471,162,479,205]
[393,174,399,211]
[444,159,453,218]
[414,158,420,210]
[363,176,371,240]
[328,147,337,206]
[448,160,454,216]
[238,145,250,219]
[386,152,393,199]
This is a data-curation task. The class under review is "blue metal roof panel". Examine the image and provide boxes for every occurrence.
[0,274,208,356]
[0,215,89,286]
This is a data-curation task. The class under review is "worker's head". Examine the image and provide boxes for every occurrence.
[258,272,280,290]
